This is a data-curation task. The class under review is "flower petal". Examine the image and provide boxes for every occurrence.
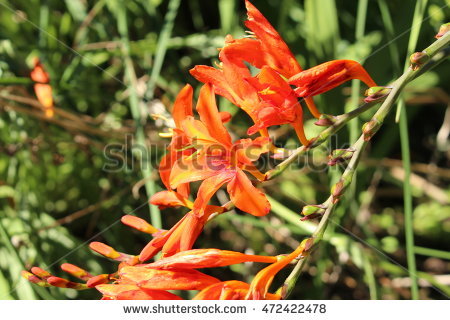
[190,65,239,105]
[227,169,270,216]
[172,84,194,128]
[150,190,193,209]
[119,266,220,290]
[169,152,217,189]
[147,248,277,269]
[289,59,377,98]
[244,0,302,78]
[193,171,234,216]
[196,84,232,147]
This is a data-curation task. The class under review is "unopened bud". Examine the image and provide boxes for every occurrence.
[86,274,110,288]
[301,204,326,216]
[301,213,322,221]
[331,174,353,203]
[89,242,121,260]
[22,270,50,287]
[30,267,51,280]
[362,118,382,141]
[121,215,158,234]
[331,180,345,203]
[302,238,315,251]
[47,276,88,290]
[435,22,450,39]
[364,86,392,103]
[328,148,355,166]
[314,114,337,127]
[61,263,92,281]
[410,51,430,71]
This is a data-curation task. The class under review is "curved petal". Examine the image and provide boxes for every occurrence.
[150,190,193,209]
[193,171,234,216]
[119,266,220,290]
[181,117,220,146]
[147,249,277,269]
[196,84,232,147]
[172,84,193,128]
[190,65,239,105]
[220,37,266,70]
[289,60,377,98]
[227,169,270,216]
[244,0,302,78]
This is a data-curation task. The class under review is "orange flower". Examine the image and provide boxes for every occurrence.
[191,55,309,144]
[169,83,271,217]
[146,248,278,269]
[221,0,319,118]
[191,238,312,300]
[289,59,377,99]
[154,84,233,203]
[193,0,377,143]
[96,265,220,300]
[30,58,54,118]
[139,205,224,261]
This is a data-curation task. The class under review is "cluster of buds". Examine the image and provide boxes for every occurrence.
[24,0,379,300]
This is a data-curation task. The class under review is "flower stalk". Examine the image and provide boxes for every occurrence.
[277,30,450,299]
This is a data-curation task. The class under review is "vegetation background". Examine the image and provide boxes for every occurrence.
[0,0,449,300]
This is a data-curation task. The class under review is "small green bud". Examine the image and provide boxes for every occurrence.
[435,22,450,39]
[301,204,326,216]
[410,51,430,71]
[314,114,337,127]
[328,148,355,166]
[364,86,392,103]
[362,118,382,141]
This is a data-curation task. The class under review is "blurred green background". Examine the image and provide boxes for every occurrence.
[0,0,449,299]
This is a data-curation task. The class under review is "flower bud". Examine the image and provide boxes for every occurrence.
[30,267,51,280]
[301,204,326,216]
[362,118,382,141]
[314,114,337,127]
[331,180,345,204]
[435,22,450,39]
[47,276,88,290]
[89,242,121,260]
[410,51,430,71]
[331,174,353,204]
[364,86,391,103]
[327,148,355,166]
[61,263,92,281]
[21,270,50,287]
[121,215,158,234]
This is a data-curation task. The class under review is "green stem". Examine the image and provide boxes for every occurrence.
[278,31,450,299]
[146,0,181,100]
[265,100,380,180]
[117,5,161,228]
[0,77,34,85]
[414,246,450,260]
[396,0,428,299]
